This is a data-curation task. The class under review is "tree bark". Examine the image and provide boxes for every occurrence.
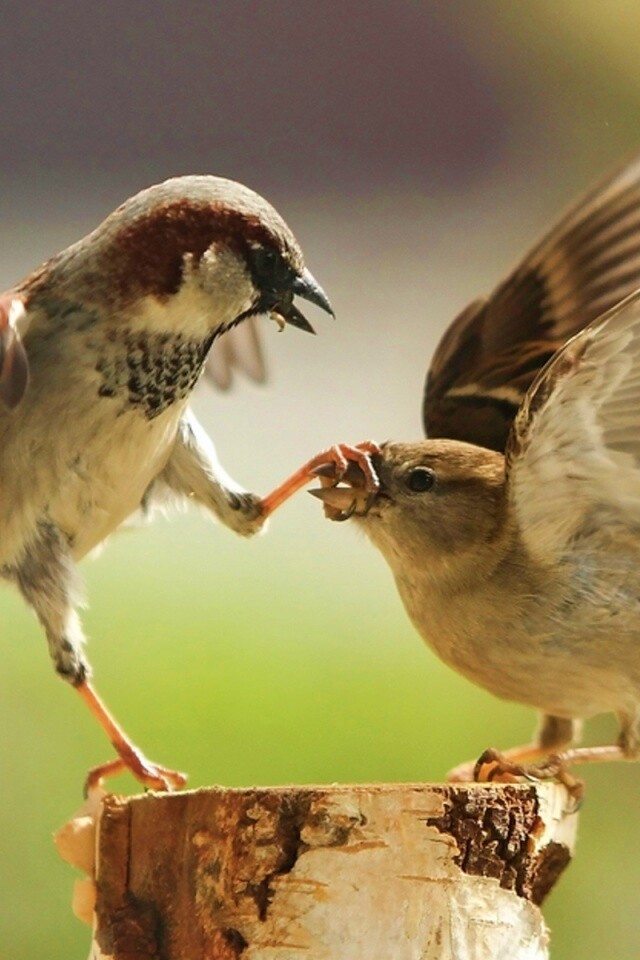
[58,782,577,960]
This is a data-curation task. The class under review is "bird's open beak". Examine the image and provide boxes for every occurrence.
[292,268,334,317]
[309,483,376,522]
[270,268,334,334]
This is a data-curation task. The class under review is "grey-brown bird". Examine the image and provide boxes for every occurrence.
[287,155,640,788]
[0,175,333,790]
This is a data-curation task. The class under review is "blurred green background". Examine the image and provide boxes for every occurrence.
[2,3,640,957]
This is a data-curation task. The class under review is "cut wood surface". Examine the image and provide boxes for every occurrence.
[58,781,578,960]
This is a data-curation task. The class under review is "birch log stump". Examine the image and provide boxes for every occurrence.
[57,781,577,960]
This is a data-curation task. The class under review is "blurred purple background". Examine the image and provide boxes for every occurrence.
[1,3,508,192]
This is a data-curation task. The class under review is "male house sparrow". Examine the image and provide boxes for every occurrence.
[284,154,640,787]
[0,175,333,790]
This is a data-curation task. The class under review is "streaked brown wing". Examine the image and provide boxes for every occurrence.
[424,152,640,452]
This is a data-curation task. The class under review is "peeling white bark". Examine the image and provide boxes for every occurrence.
[56,782,578,960]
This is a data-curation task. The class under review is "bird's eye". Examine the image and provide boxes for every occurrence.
[406,467,435,492]
[250,246,292,289]
[253,247,278,273]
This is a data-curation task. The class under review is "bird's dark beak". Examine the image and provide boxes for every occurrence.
[292,268,334,317]
[270,268,334,334]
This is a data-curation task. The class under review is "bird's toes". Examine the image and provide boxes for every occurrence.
[469,748,585,807]
[84,756,188,796]
[472,748,527,785]
[524,755,585,805]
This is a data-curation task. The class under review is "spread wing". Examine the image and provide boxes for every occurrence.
[506,290,640,562]
[205,316,266,390]
[424,153,640,452]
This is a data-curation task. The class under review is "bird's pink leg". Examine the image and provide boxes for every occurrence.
[76,680,187,793]
[543,744,628,767]
[524,744,629,789]
[260,441,381,517]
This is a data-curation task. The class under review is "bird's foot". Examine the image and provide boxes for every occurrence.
[309,442,382,521]
[472,748,585,803]
[75,680,187,796]
[85,749,187,796]
[260,440,381,517]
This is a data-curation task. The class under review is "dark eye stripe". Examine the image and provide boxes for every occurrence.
[249,245,295,293]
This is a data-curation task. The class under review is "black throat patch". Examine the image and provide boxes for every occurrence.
[94,327,215,419]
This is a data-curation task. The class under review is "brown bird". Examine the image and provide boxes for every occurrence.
[291,155,640,789]
[0,175,333,790]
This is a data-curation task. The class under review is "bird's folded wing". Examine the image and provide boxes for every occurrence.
[424,152,640,452]
[506,290,640,562]
[205,316,266,390]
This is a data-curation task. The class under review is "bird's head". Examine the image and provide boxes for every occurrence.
[311,439,508,577]
[24,175,334,340]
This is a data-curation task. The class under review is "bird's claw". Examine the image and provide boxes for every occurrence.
[307,441,381,521]
[309,441,381,491]
[472,748,584,805]
[84,751,187,797]
[260,441,381,518]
